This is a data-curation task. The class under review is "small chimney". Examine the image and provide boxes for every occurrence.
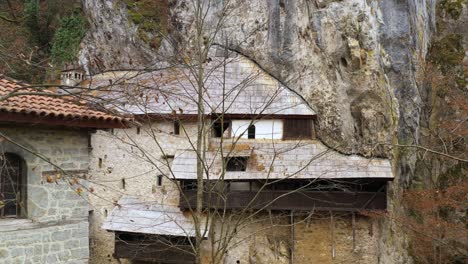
[59,62,86,94]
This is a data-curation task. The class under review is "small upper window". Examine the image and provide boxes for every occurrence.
[226,157,248,172]
[283,119,314,140]
[247,125,256,139]
[157,175,163,186]
[0,153,26,218]
[213,120,230,138]
[174,121,180,135]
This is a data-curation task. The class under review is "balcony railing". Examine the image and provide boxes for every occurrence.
[179,190,386,212]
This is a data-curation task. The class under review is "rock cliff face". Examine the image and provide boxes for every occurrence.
[78,0,466,263]
[80,0,436,158]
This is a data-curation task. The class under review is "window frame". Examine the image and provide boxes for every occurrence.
[247,125,256,139]
[282,119,315,140]
[0,153,27,218]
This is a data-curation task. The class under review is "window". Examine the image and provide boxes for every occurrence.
[247,125,256,139]
[157,175,163,186]
[173,121,180,135]
[213,120,230,138]
[226,157,248,171]
[162,155,175,167]
[0,153,26,218]
[282,119,314,140]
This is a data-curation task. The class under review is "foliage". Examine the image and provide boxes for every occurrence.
[50,13,87,65]
[428,34,464,73]
[0,0,84,82]
[125,0,169,49]
[438,0,465,20]
[24,0,40,43]
[403,179,468,264]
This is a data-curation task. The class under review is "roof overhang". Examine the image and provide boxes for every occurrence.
[134,113,317,122]
[102,196,209,238]
[0,111,129,129]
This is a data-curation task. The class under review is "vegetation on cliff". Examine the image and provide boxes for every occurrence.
[124,0,169,49]
[0,0,86,82]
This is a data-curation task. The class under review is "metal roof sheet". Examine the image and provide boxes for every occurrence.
[102,196,209,237]
[85,52,315,117]
[171,139,393,180]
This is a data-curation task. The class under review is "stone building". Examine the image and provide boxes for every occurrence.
[0,76,126,263]
[85,48,394,264]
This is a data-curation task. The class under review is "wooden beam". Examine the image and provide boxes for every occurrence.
[136,113,317,121]
[180,190,388,212]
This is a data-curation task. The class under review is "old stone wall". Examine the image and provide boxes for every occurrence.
[0,126,91,263]
[0,220,89,264]
[294,214,379,264]
[88,121,199,264]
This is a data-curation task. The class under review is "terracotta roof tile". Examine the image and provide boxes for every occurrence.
[0,75,129,128]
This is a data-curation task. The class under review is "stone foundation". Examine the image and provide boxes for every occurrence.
[0,220,89,264]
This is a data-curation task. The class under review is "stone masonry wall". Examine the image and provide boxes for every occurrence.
[88,120,199,264]
[0,220,89,264]
[0,126,91,263]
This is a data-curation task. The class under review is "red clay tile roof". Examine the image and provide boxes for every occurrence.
[0,75,129,128]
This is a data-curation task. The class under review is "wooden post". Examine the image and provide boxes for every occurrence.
[290,210,295,264]
[330,211,335,259]
[352,212,356,252]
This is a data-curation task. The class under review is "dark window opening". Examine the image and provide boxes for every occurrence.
[174,121,180,135]
[226,157,248,172]
[116,232,195,246]
[121,178,126,189]
[283,119,314,140]
[181,180,198,191]
[98,158,103,168]
[157,175,163,186]
[213,120,230,138]
[162,154,175,160]
[0,153,26,218]
[247,125,256,139]
[162,155,175,167]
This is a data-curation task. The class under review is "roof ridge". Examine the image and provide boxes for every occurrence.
[0,75,31,87]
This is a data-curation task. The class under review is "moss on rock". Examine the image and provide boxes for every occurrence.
[438,0,465,20]
[124,0,169,49]
[428,34,464,73]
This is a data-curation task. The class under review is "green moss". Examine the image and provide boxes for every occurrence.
[439,0,465,20]
[124,0,168,49]
[50,12,87,65]
[428,34,464,73]
[128,10,143,24]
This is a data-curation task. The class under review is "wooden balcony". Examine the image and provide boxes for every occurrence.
[179,190,387,212]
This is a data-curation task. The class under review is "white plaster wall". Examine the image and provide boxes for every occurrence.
[231,119,283,139]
